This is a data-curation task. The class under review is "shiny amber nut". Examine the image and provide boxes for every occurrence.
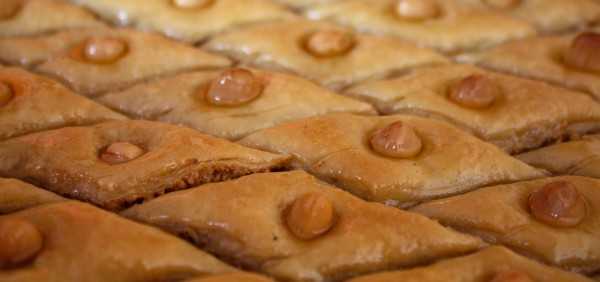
[370,121,422,158]
[0,218,43,268]
[304,30,356,58]
[490,271,534,282]
[564,32,600,73]
[285,193,335,240]
[205,68,263,106]
[448,74,500,109]
[82,37,128,64]
[0,82,13,107]
[0,0,21,20]
[395,0,440,21]
[171,0,214,9]
[483,0,521,9]
[528,181,586,227]
[100,142,145,165]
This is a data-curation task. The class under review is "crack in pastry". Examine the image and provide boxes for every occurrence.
[459,0,600,33]
[303,0,536,54]
[0,120,291,211]
[0,201,235,281]
[0,27,231,97]
[98,68,376,140]
[517,135,600,178]
[472,31,600,101]
[346,246,594,282]
[0,178,64,214]
[0,0,104,37]
[239,113,545,207]
[345,64,600,154]
[204,20,448,91]
[68,0,296,43]
[412,176,600,274]
[0,67,126,141]
[122,171,484,282]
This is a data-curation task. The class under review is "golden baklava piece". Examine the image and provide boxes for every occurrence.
[347,246,593,282]
[69,0,295,43]
[473,31,600,100]
[0,178,64,214]
[123,171,483,282]
[99,68,376,140]
[304,0,535,53]
[0,67,125,141]
[413,176,600,273]
[0,0,103,37]
[205,20,448,90]
[240,114,544,206]
[0,120,290,211]
[346,64,600,154]
[0,28,231,96]
[0,201,234,282]
[517,135,600,178]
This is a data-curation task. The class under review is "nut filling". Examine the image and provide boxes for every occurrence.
[490,271,534,282]
[448,74,500,109]
[81,37,129,64]
[370,121,423,158]
[285,193,336,240]
[394,0,440,21]
[528,181,587,228]
[100,142,145,165]
[205,68,263,106]
[304,30,356,58]
[0,82,14,107]
[564,32,600,73]
[0,219,43,269]
[170,0,215,9]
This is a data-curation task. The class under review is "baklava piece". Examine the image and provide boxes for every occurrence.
[473,31,600,100]
[0,0,103,37]
[69,0,295,43]
[304,0,536,53]
[123,171,483,282]
[0,28,231,96]
[0,120,290,211]
[348,246,593,282]
[0,201,234,281]
[0,178,64,214]
[413,176,600,273]
[0,67,125,140]
[204,20,448,90]
[99,68,376,140]
[240,114,544,206]
[346,64,600,154]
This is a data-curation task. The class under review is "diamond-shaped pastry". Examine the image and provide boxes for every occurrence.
[0,28,231,96]
[0,201,234,281]
[412,176,600,273]
[347,246,593,282]
[345,64,600,154]
[0,120,290,211]
[517,135,600,178]
[0,0,104,37]
[0,67,126,140]
[0,178,64,214]
[204,20,448,90]
[123,171,484,282]
[69,0,296,43]
[304,0,536,53]
[99,68,376,140]
[239,113,544,206]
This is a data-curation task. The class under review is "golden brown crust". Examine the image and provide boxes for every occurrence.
[239,113,545,206]
[0,120,291,211]
[123,171,483,282]
[204,20,448,90]
[347,246,594,282]
[0,201,234,282]
[184,273,275,282]
[345,64,600,154]
[98,68,376,140]
[0,178,64,214]
[412,176,600,273]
